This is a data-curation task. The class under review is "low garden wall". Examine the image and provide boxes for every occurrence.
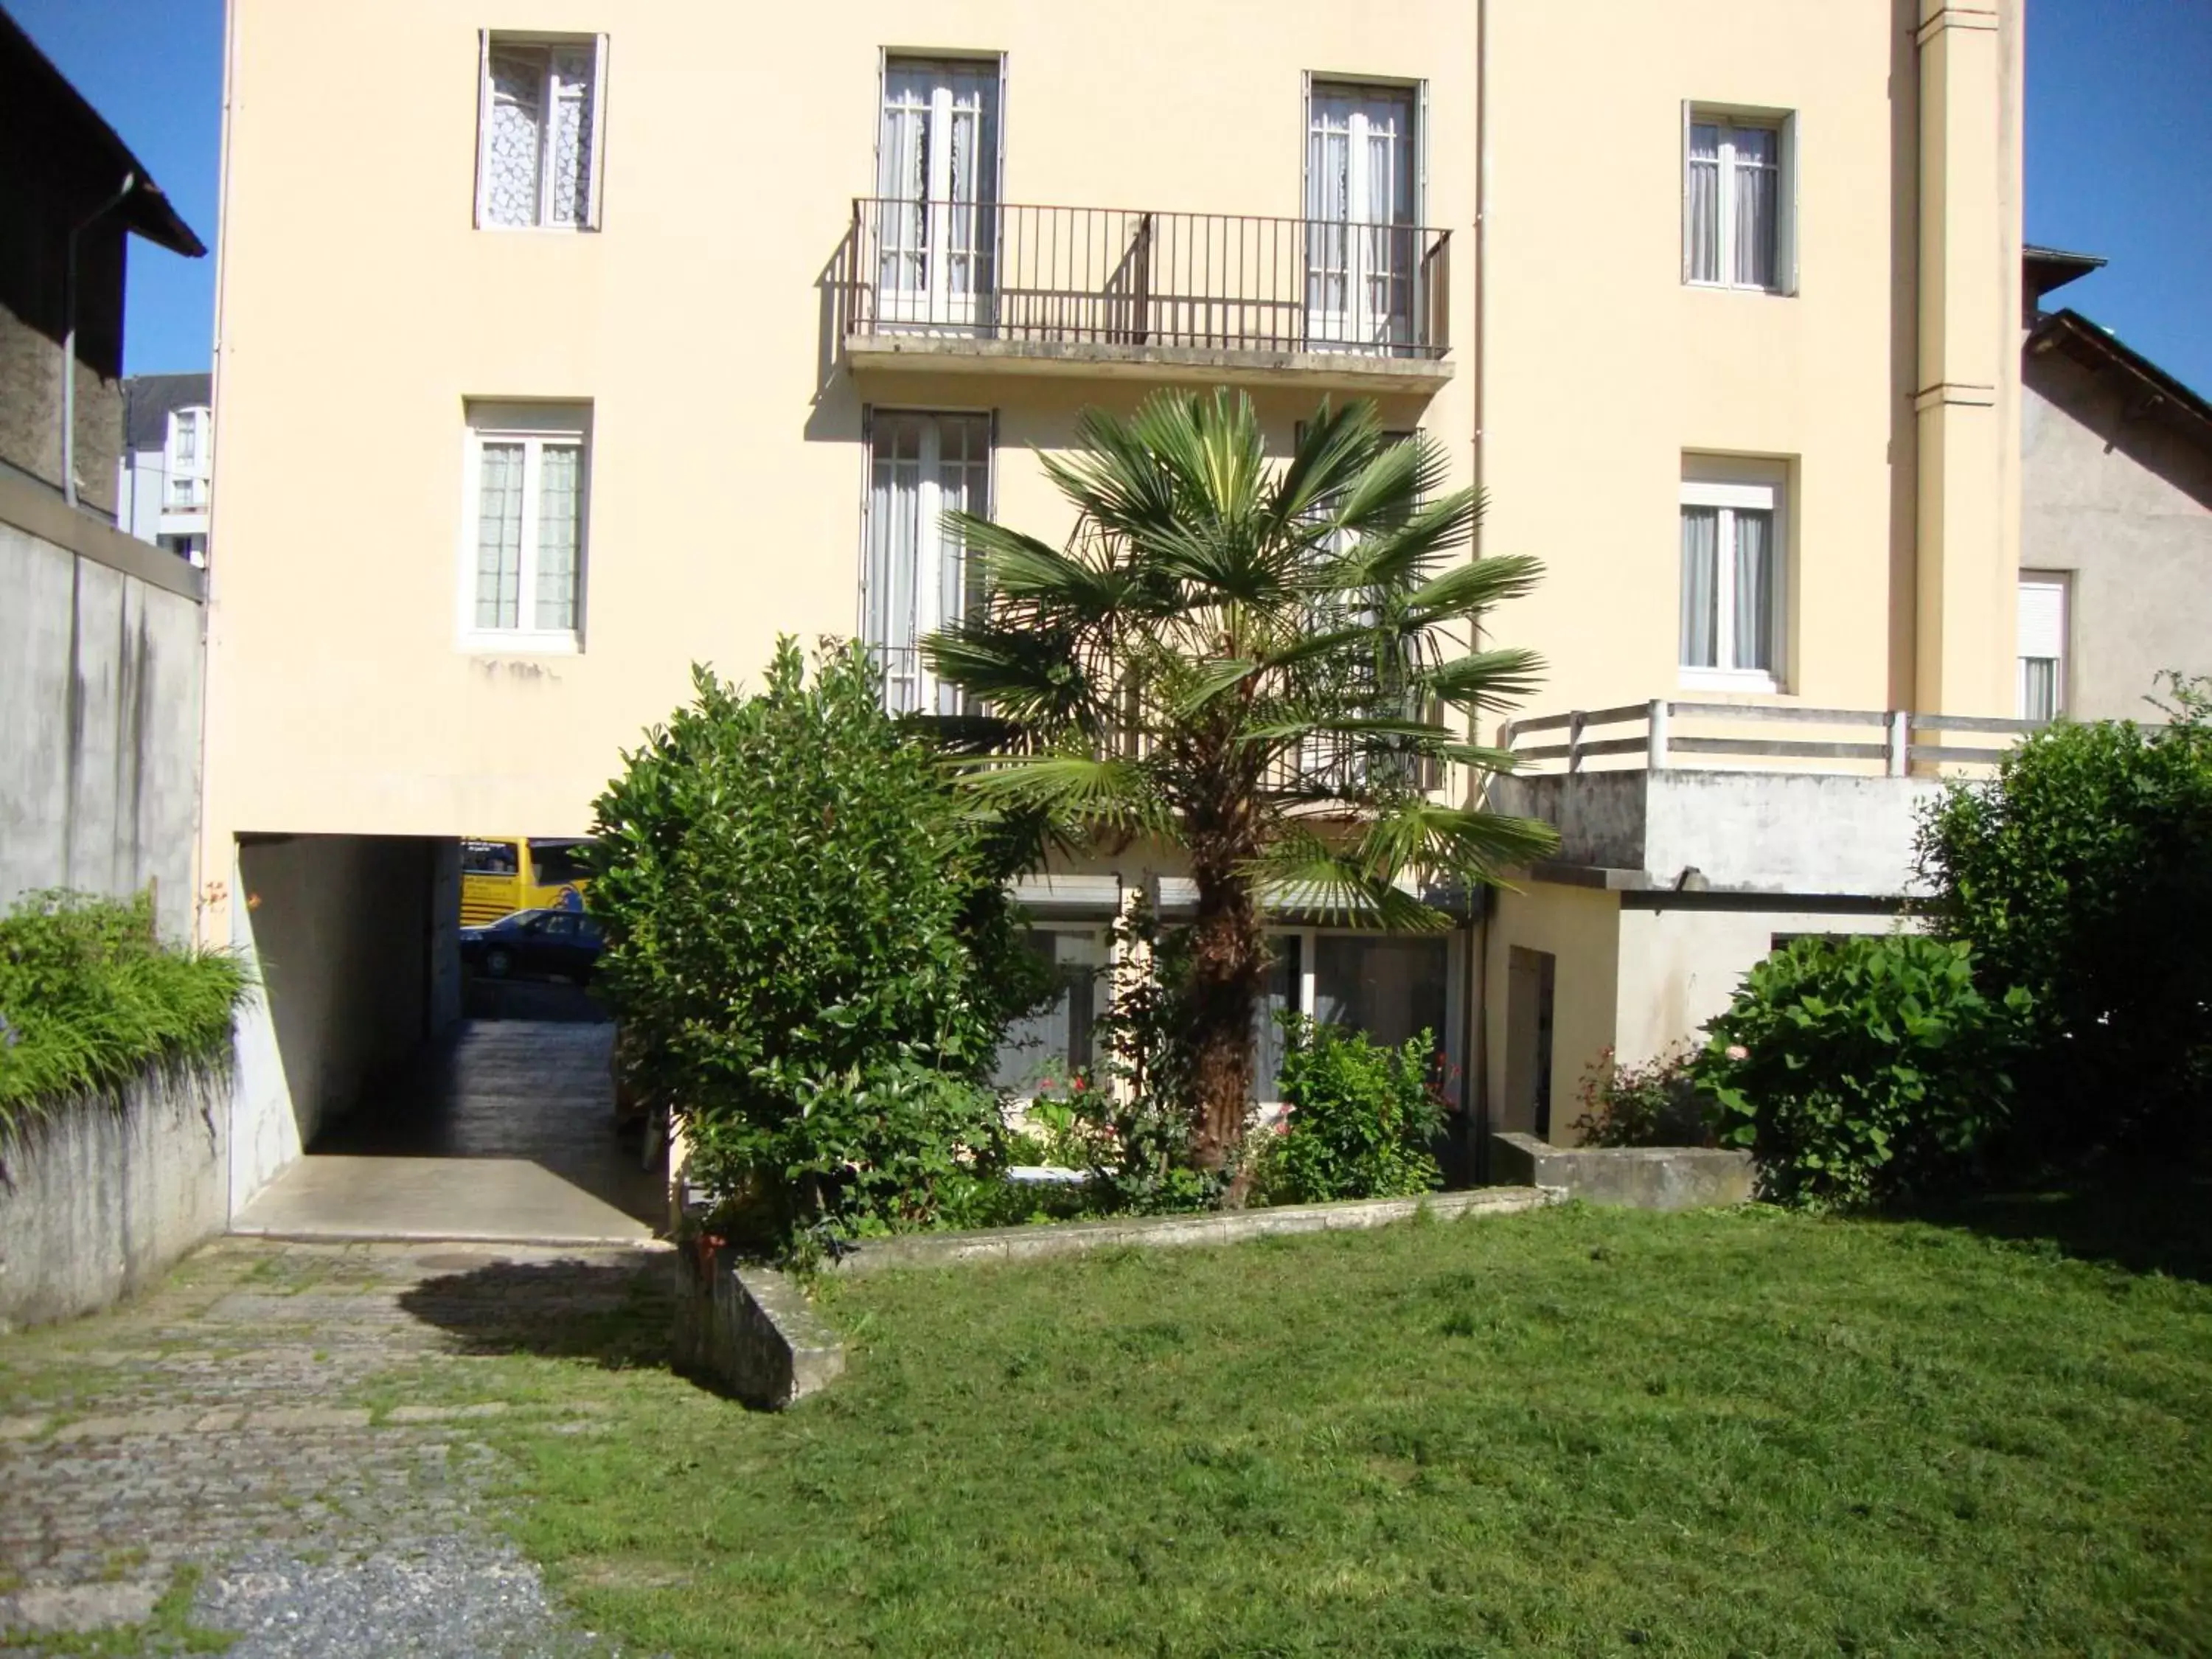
[0,1065,232,1329]
[1489,1133,1754,1210]
[675,1244,846,1409]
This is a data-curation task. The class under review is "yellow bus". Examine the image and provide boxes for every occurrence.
[459,836,595,925]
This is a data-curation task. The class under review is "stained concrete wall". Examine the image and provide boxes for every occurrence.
[230,836,439,1192]
[2022,349,2212,721]
[0,473,204,939]
[1498,770,1943,898]
[0,1065,229,1329]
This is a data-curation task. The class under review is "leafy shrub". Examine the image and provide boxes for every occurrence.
[1691,934,2032,1209]
[1916,676,2212,1158]
[1569,1046,1713,1148]
[0,891,248,1130]
[586,639,1049,1251]
[1265,1017,1446,1203]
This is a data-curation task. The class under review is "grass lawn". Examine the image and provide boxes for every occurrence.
[390,1197,2212,1658]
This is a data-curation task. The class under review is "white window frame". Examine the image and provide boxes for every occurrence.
[1679,470,1787,693]
[1303,75,1425,349]
[874,52,1004,330]
[164,406,210,510]
[2017,571,2070,721]
[456,402,591,655]
[1683,105,1795,295]
[993,924,1108,1099]
[474,32,609,232]
[859,406,994,714]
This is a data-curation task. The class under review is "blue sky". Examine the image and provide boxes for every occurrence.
[13,0,2211,391]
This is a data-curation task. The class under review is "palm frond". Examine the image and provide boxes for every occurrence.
[1419,646,1549,712]
[1405,554,1545,624]
[959,754,1164,834]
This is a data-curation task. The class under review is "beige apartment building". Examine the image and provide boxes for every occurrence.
[203,0,2023,1185]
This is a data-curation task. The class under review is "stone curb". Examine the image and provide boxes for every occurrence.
[827,1184,1561,1275]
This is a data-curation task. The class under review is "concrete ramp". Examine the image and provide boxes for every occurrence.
[233,1154,657,1246]
[234,1018,664,1247]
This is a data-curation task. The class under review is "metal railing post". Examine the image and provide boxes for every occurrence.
[1567,711,1586,774]
[1646,700,1669,770]
[1885,710,1910,776]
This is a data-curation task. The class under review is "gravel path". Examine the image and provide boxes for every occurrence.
[0,1239,671,1656]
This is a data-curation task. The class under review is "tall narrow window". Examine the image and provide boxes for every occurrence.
[165,407,209,509]
[1307,80,1418,347]
[1680,470,1784,689]
[462,403,589,650]
[2017,574,2068,720]
[1686,112,1787,291]
[876,57,1000,330]
[477,35,605,229]
[863,410,991,714]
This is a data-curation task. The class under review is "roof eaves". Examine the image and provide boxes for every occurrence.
[2030,310,2212,451]
[1,10,206,257]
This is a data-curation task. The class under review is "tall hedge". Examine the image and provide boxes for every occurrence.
[587,639,1046,1246]
[1915,679,2212,1158]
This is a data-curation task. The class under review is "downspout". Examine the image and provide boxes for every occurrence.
[1466,0,1493,1172]
[62,173,138,510]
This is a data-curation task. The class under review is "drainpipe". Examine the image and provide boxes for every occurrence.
[62,172,138,510]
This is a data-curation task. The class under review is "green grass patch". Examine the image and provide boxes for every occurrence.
[370,1197,2212,1657]
[0,892,248,1134]
[0,1564,236,1655]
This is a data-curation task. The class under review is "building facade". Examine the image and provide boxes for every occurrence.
[116,371,214,564]
[202,0,2025,1158]
[2017,252,2212,724]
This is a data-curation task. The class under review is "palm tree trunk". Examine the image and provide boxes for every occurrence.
[1186,859,1263,1173]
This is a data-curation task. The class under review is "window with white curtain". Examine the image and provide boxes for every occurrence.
[1680,470,1785,689]
[165,407,209,509]
[460,403,589,651]
[876,57,1000,329]
[863,410,991,714]
[476,35,606,229]
[2017,574,2068,720]
[1685,111,1787,292]
[1306,80,1419,348]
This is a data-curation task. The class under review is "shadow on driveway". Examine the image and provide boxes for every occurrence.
[397,1253,677,1371]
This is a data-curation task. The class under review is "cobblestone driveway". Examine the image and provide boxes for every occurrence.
[0,1238,672,1656]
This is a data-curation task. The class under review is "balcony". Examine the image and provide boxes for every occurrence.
[838,199,1454,395]
[1492,701,2049,898]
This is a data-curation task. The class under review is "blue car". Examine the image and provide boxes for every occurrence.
[458,908,605,983]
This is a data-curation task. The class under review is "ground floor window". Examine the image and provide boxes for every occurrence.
[1257,928,1453,1104]
[991,928,1104,1093]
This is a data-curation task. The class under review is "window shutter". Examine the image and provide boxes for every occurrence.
[586,34,609,229]
[1680,101,1694,285]
[2017,579,2065,660]
[473,31,493,229]
[1779,111,1799,295]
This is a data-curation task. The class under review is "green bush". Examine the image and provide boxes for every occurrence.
[1569,1046,1713,1148]
[585,639,1049,1251]
[1916,678,2212,1157]
[1265,1016,1446,1204]
[1691,934,2032,1209]
[0,891,248,1130]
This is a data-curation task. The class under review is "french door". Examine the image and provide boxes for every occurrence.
[863,411,991,715]
[876,58,999,331]
[1306,83,1416,349]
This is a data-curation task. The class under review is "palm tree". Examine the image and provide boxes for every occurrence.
[923,390,1559,1169]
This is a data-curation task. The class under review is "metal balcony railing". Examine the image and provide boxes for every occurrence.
[841,198,1451,361]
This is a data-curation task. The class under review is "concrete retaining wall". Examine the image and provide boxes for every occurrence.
[1490,1132,1754,1210]
[674,1245,845,1409]
[0,1065,231,1330]
[0,476,205,941]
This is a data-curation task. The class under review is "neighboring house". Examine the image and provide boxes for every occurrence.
[0,4,208,940]
[116,372,214,565]
[2017,248,2212,723]
[201,1,2025,1159]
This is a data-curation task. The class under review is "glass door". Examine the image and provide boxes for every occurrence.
[877,58,998,333]
[1306,83,1416,349]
